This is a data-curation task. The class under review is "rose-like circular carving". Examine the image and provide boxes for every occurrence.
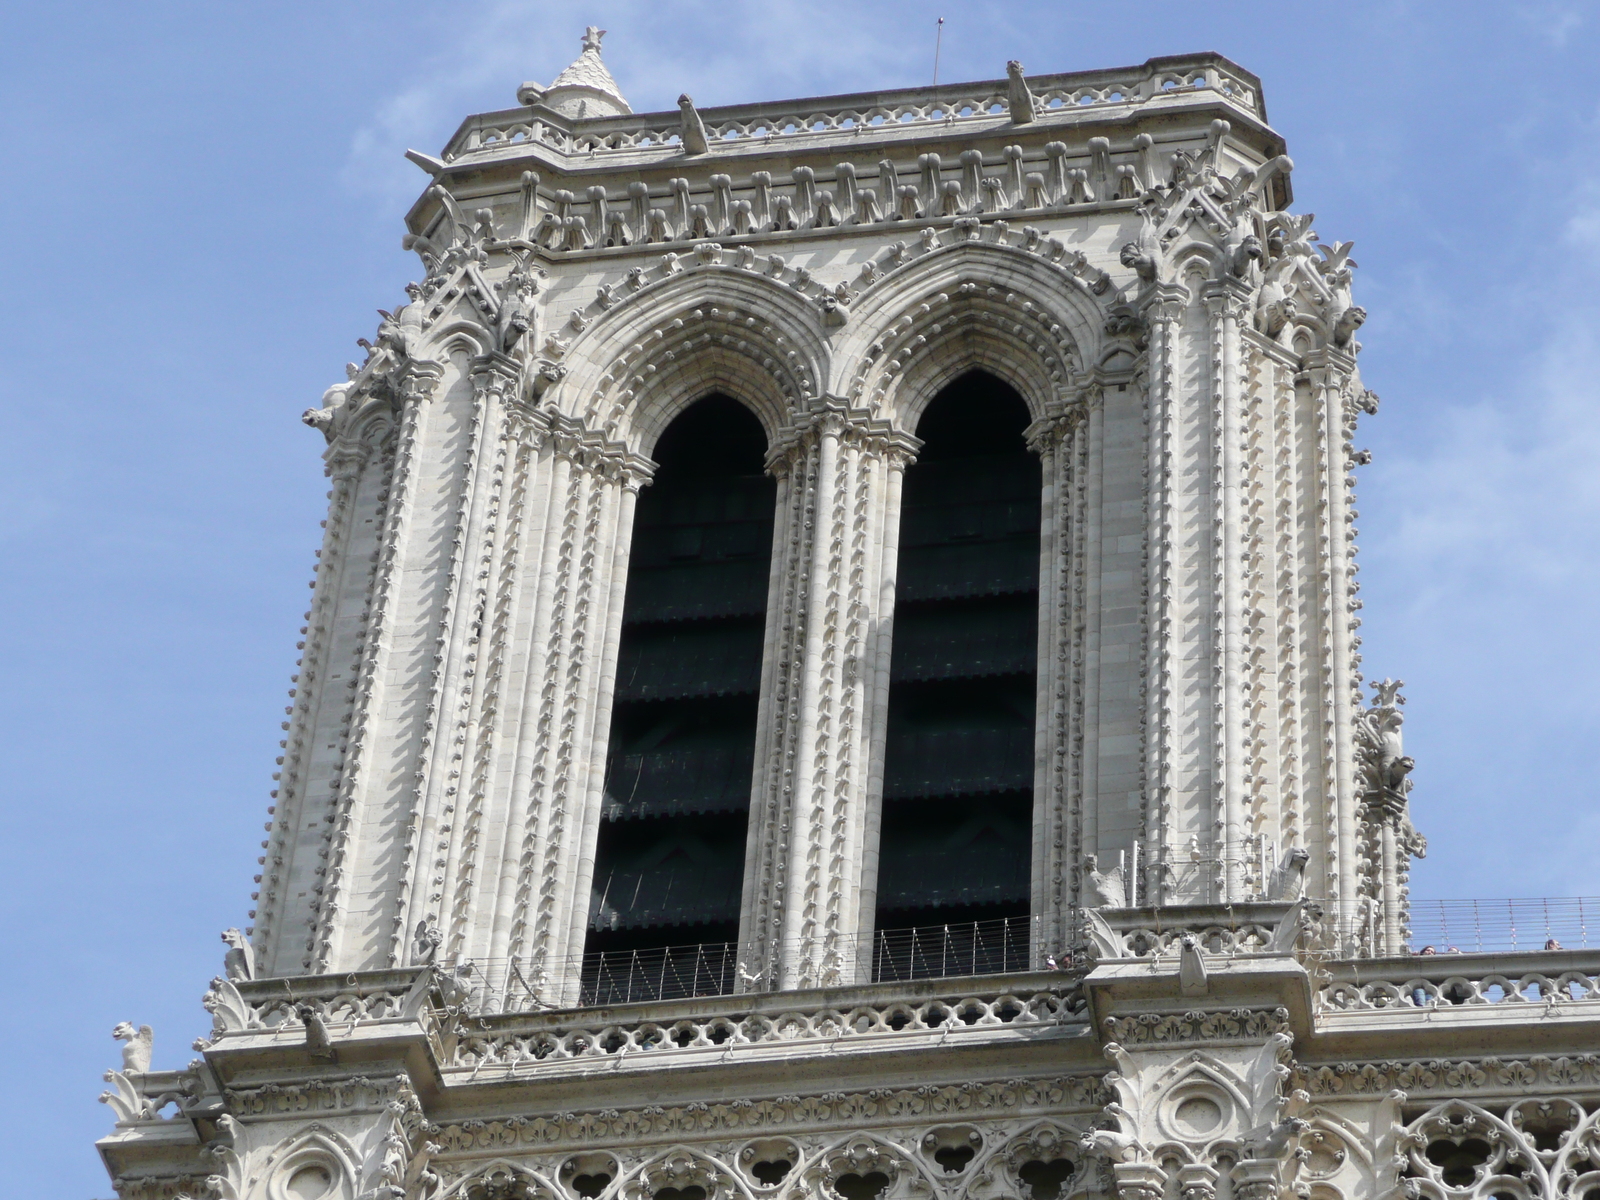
[1174,1095,1223,1135]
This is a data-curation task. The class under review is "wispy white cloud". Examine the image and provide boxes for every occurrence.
[340,0,929,208]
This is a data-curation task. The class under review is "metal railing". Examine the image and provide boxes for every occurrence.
[559,915,1034,1007]
[1407,897,1600,954]
[579,941,737,1007]
[870,916,1030,983]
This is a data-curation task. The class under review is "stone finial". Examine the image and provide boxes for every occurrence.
[527,27,632,118]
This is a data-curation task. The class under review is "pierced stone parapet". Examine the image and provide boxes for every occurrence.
[444,54,1263,164]
[441,974,1086,1077]
[1319,950,1600,1013]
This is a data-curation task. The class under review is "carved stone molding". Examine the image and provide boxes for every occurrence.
[430,1074,1104,1154]
[1102,1005,1291,1046]
[1299,1055,1600,1098]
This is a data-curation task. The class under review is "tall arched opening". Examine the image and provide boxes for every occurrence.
[871,371,1040,975]
[585,394,775,999]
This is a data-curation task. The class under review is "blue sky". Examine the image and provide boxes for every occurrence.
[4,2,1598,1192]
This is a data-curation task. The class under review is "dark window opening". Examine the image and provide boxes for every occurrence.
[585,395,774,997]
[874,372,1039,946]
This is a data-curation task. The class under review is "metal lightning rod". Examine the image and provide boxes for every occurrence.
[933,16,945,87]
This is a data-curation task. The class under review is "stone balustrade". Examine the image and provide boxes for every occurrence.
[439,972,1087,1077]
[445,55,1262,162]
[1317,948,1600,1011]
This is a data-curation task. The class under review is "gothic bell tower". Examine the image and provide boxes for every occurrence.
[95,39,1509,1200]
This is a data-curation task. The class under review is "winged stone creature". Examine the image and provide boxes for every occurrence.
[113,1021,153,1074]
[1084,854,1126,909]
[221,928,254,982]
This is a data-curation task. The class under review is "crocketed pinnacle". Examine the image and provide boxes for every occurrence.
[536,26,632,119]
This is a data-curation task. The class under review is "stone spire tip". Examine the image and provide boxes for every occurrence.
[519,25,632,119]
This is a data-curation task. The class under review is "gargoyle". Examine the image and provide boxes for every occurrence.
[1333,303,1366,348]
[1084,854,1126,909]
[677,94,710,156]
[1006,60,1036,124]
[1081,1125,1142,1164]
[413,917,442,964]
[1230,232,1263,278]
[113,1021,153,1074]
[302,381,353,441]
[220,928,254,982]
[1269,847,1310,902]
[297,1003,336,1062]
[1119,241,1158,284]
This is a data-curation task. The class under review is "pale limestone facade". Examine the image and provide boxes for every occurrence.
[97,35,1600,1200]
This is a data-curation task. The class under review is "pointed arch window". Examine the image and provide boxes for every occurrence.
[585,395,775,998]
[871,372,1040,963]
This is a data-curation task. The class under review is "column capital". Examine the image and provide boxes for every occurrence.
[390,358,446,408]
[324,439,373,483]
[765,395,920,476]
[469,350,523,401]
[1024,389,1093,454]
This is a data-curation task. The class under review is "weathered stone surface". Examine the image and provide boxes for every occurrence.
[98,41,1577,1200]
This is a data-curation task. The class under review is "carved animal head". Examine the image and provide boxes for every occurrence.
[220,928,248,951]
[112,1021,138,1042]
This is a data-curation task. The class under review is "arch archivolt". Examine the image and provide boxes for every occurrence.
[830,241,1108,434]
[542,266,831,459]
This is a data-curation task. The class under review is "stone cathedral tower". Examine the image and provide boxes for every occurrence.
[98,33,1600,1200]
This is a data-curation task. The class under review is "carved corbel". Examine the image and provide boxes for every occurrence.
[1230,1158,1286,1200]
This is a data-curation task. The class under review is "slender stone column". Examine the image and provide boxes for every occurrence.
[480,416,649,1007]
[740,397,916,990]
[1204,280,1255,901]
[1303,348,1362,946]
[1027,388,1092,962]
[1140,289,1185,905]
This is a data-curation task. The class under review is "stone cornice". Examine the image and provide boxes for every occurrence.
[428,1071,1106,1156]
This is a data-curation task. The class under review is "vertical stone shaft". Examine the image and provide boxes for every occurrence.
[1208,282,1252,900]
[557,466,640,1004]
[1307,350,1361,943]
[1030,395,1089,957]
[744,400,911,989]
[853,451,907,975]
[396,353,517,966]
[256,425,382,975]
[1141,294,1183,903]
[314,359,447,971]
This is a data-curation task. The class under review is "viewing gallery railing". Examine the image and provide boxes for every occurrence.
[444,56,1264,162]
[1406,896,1600,954]
[562,915,1032,1008]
